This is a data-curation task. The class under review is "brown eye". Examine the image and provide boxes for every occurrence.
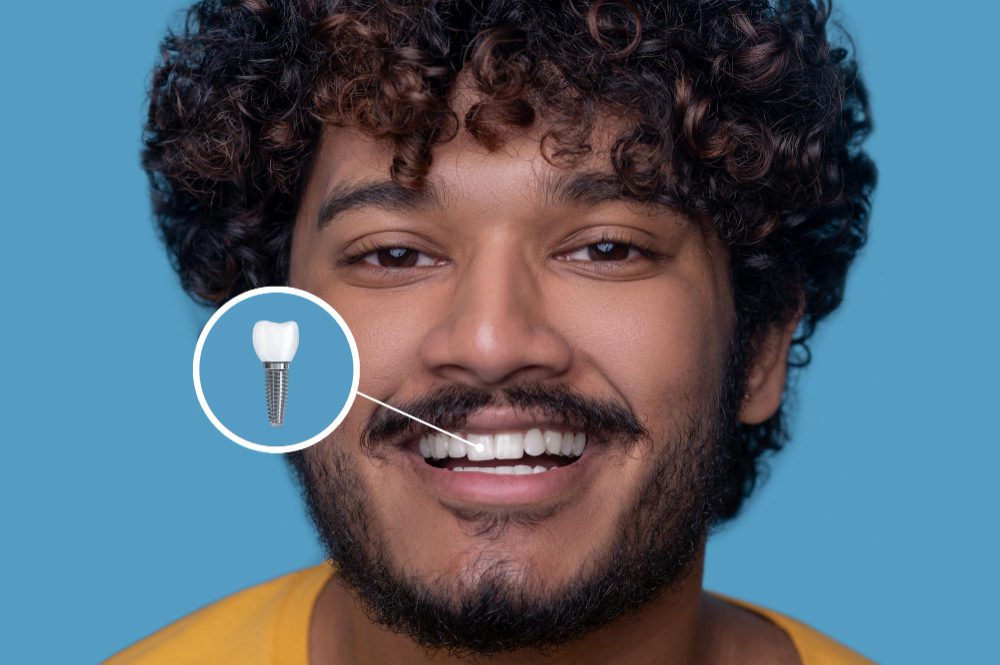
[587,241,632,261]
[362,247,436,268]
[564,241,641,262]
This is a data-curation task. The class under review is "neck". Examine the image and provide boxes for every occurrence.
[309,554,717,665]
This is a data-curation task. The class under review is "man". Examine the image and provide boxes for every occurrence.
[112,0,876,662]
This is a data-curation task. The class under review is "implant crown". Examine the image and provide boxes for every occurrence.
[252,320,299,363]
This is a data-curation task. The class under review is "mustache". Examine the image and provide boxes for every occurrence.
[359,383,649,456]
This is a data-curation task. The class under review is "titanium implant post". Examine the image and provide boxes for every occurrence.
[264,361,289,427]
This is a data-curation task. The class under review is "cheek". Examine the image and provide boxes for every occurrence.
[549,276,730,409]
[289,233,430,392]
[336,295,429,388]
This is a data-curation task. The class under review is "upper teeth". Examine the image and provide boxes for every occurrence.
[418,428,587,461]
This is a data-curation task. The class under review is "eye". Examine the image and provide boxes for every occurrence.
[361,247,439,268]
[563,241,643,262]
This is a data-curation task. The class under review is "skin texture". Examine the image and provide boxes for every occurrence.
[288,97,799,662]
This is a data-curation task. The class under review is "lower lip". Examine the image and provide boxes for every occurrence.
[403,444,595,507]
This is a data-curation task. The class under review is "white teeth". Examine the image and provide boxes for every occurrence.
[543,430,562,455]
[449,465,551,474]
[495,432,524,459]
[452,464,548,476]
[447,434,465,458]
[433,434,449,459]
[419,429,588,462]
[523,428,546,456]
[466,433,495,461]
[559,432,574,456]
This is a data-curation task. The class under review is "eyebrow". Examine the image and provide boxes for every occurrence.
[316,170,671,229]
[316,179,442,229]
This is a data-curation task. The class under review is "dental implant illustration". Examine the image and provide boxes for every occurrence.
[252,321,299,427]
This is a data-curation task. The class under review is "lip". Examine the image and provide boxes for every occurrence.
[453,406,576,433]
[401,437,597,508]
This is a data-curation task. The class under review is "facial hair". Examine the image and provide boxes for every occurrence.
[286,351,745,656]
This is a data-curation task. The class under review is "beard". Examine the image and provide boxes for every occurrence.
[286,344,746,656]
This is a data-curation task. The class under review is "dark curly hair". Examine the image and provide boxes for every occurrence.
[144,0,876,520]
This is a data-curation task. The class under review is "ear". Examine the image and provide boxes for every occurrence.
[739,313,802,425]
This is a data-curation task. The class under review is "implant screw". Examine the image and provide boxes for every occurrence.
[263,361,289,427]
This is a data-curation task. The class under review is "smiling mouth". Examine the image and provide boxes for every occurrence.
[417,428,587,475]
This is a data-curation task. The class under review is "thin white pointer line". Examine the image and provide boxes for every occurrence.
[356,391,484,452]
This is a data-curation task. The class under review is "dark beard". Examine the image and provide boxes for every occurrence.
[286,350,745,656]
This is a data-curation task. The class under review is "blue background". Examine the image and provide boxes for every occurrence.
[1,2,996,663]
[199,292,355,447]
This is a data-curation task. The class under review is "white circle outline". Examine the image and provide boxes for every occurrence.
[192,286,361,454]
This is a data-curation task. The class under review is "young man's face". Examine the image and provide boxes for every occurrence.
[287,110,752,648]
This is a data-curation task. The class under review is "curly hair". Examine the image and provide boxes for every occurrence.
[144,0,876,520]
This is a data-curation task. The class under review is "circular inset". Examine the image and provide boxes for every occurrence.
[193,287,360,453]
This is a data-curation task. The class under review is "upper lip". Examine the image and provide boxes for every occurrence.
[456,407,576,433]
[389,407,580,448]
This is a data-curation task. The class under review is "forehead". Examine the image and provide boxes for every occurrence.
[300,119,680,230]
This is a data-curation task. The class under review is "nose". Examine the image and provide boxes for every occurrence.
[419,247,573,386]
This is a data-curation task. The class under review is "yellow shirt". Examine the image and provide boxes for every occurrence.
[105,565,873,664]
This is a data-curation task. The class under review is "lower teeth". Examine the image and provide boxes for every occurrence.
[452,465,549,475]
